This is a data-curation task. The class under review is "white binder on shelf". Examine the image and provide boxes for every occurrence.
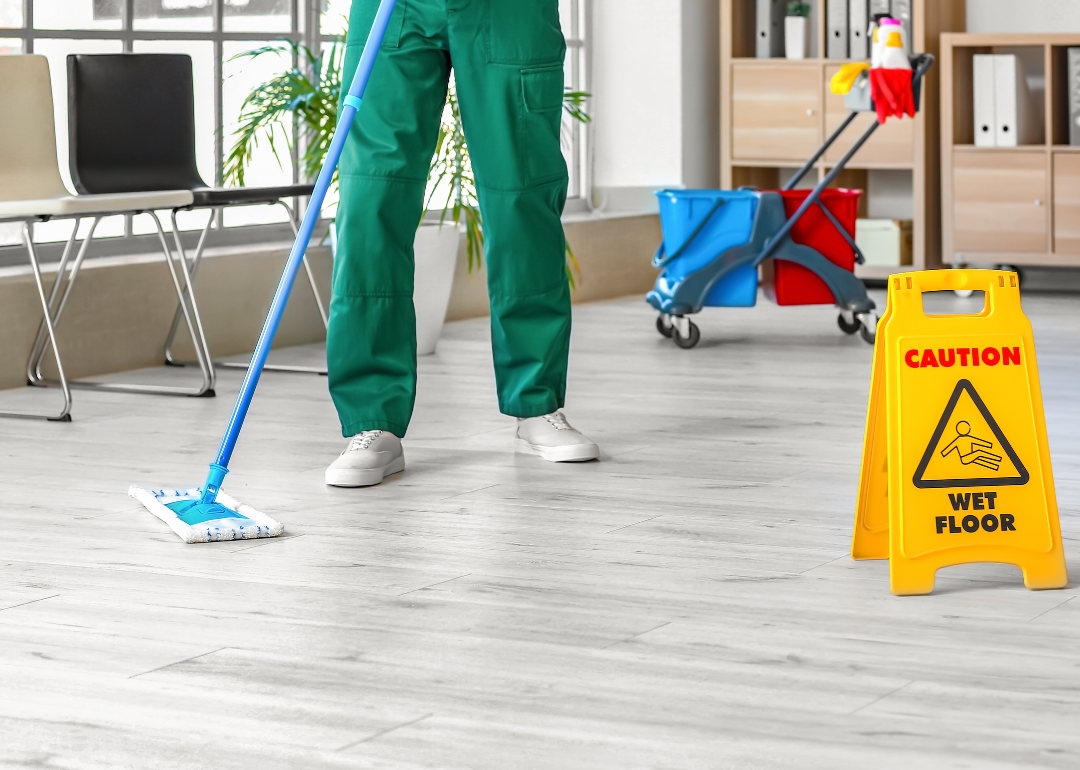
[1068,48,1080,146]
[973,54,996,148]
[993,54,1041,147]
[849,0,869,60]
[827,0,848,59]
[756,0,786,59]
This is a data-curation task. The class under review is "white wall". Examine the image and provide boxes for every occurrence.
[967,0,1080,33]
[591,0,718,212]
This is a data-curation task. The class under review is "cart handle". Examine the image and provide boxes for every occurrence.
[652,198,724,269]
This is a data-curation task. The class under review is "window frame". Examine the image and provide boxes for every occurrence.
[0,0,590,263]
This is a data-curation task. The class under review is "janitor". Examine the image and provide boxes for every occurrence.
[325,0,599,487]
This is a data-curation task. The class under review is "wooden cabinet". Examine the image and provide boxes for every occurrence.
[732,64,820,161]
[1053,153,1080,254]
[823,66,914,165]
[941,34,1080,267]
[952,151,1047,254]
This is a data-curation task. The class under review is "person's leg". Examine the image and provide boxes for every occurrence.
[328,0,450,440]
[446,0,572,419]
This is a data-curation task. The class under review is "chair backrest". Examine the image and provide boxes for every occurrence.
[67,53,206,194]
[0,55,70,203]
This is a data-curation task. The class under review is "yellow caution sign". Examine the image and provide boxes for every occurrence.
[852,270,1066,595]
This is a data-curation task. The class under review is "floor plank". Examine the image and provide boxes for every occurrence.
[0,289,1078,768]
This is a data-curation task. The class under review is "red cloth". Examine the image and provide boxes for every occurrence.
[870,67,915,124]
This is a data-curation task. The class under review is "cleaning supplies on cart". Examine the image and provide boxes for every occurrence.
[831,62,871,95]
[870,18,915,123]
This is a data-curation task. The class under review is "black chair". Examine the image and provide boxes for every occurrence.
[65,53,327,375]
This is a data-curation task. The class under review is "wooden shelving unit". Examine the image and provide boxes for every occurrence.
[720,0,966,278]
[941,33,1080,267]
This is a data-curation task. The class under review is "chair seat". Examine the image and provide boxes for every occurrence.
[0,190,194,221]
[190,185,315,208]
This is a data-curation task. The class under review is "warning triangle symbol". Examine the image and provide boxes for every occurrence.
[912,379,1029,489]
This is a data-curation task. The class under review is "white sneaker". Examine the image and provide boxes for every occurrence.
[325,430,405,487]
[515,411,599,463]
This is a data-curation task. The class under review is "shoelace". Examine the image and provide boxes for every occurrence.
[347,430,383,452]
[543,412,571,431]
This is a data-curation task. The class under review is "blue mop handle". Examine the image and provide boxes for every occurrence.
[200,0,399,504]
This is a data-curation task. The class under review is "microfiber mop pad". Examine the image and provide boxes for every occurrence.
[129,485,283,543]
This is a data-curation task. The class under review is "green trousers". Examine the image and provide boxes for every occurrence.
[328,0,571,438]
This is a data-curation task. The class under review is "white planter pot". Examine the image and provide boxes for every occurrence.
[413,222,461,355]
[785,16,809,60]
[329,221,462,357]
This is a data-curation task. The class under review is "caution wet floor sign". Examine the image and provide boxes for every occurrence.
[852,270,1066,595]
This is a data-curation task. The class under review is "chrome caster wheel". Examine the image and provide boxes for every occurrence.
[672,319,701,349]
[656,313,673,338]
[837,312,860,335]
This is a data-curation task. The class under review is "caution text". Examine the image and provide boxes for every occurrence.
[904,347,1021,369]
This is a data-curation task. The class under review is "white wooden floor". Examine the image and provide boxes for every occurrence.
[0,290,1078,769]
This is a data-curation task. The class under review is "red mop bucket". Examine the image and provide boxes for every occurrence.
[762,188,862,306]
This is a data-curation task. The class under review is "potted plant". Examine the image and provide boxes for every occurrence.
[226,40,590,355]
[785,2,811,60]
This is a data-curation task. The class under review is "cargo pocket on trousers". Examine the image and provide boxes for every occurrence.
[521,66,568,186]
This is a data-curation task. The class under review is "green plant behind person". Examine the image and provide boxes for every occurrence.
[224,40,591,288]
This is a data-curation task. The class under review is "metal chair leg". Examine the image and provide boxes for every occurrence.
[26,218,79,384]
[28,217,101,385]
[163,208,214,366]
[167,209,216,378]
[165,201,328,375]
[214,199,328,375]
[0,222,73,422]
[29,211,216,398]
[279,199,329,329]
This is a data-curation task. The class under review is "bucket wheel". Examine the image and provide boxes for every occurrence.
[671,316,700,349]
[837,310,860,335]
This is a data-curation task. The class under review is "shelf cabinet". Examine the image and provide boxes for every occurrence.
[1053,153,1080,254]
[953,151,1048,253]
[941,34,1080,267]
[732,63,821,160]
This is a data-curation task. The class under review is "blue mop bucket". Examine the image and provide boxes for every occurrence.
[655,189,759,307]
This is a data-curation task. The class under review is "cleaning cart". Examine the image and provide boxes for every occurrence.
[648,53,934,349]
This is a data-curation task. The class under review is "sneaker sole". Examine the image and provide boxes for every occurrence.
[325,455,406,487]
[514,438,599,463]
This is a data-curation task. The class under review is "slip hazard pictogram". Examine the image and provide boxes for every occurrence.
[912,379,1028,489]
[850,269,1066,595]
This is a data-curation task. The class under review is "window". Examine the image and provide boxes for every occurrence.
[0,0,589,254]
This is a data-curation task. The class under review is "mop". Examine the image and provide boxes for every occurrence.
[130,0,399,543]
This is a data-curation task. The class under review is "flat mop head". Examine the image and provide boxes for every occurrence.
[129,485,284,543]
